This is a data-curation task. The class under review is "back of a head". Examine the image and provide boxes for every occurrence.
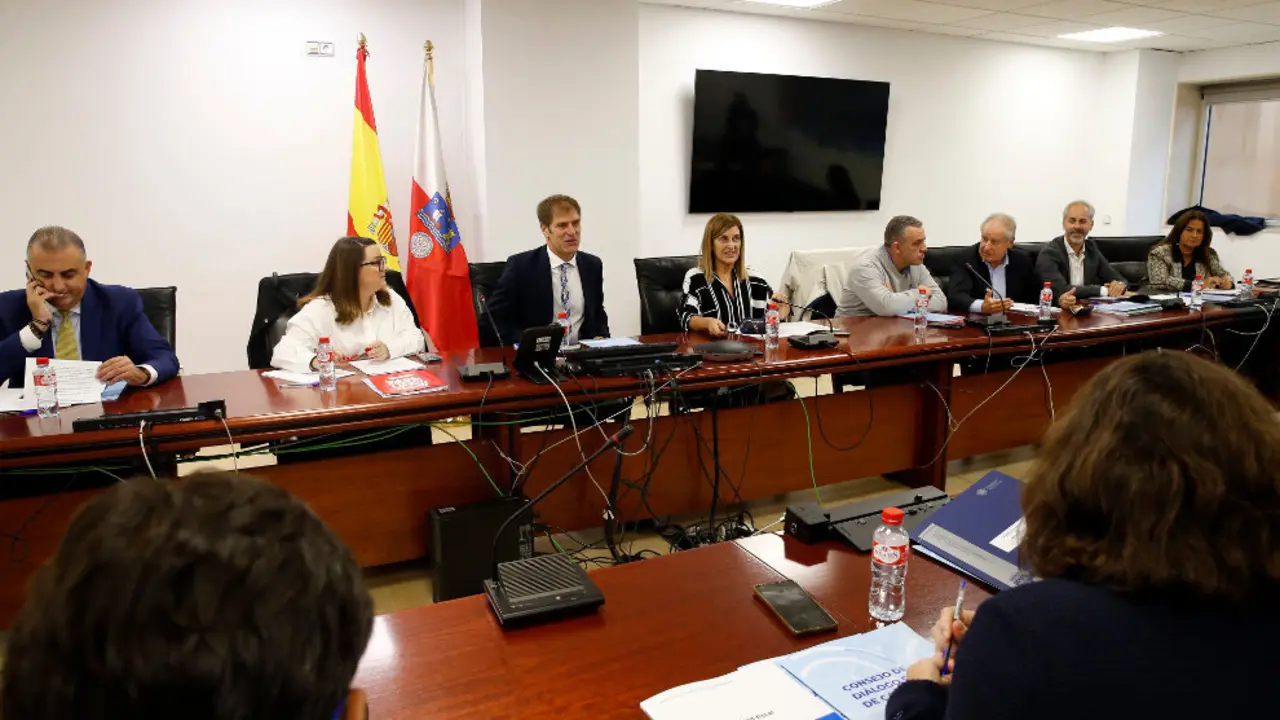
[1,472,373,720]
[1022,351,1280,607]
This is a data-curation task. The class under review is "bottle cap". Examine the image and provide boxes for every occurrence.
[36,357,49,367]
[1195,274,1203,280]
[1246,268,1253,273]
[768,300,777,309]
[557,311,567,319]
[919,288,927,294]
[1043,281,1051,287]
[881,507,905,526]
[319,336,331,344]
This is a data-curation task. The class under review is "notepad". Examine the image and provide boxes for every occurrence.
[22,358,106,406]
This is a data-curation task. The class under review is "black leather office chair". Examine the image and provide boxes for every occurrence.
[246,270,417,369]
[137,286,177,349]
[468,261,507,348]
[634,255,699,335]
[1093,235,1163,289]
[924,242,1048,298]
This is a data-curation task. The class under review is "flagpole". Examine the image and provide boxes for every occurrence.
[424,40,435,87]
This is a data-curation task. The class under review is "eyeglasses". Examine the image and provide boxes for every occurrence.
[360,257,388,270]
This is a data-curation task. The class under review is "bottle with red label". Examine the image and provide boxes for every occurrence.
[869,506,909,622]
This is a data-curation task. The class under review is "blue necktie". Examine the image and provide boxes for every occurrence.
[559,264,574,342]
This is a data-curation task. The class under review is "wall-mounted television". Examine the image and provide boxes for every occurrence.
[689,70,890,214]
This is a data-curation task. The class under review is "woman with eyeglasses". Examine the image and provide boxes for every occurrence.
[271,236,426,372]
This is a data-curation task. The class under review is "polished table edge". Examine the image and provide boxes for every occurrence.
[0,304,1263,467]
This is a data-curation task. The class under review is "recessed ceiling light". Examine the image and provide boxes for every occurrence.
[739,0,840,8]
[1058,27,1163,43]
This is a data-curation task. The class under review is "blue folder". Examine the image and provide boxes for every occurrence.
[909,470,1037,592]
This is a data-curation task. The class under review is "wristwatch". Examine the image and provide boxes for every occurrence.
[28,319,49,340]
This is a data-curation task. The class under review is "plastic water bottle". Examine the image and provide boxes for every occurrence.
[33,357,58,418]
[1240,268,1254,299]
[869,507,909,622]
[764,301,780,350]
[316,336,337,391]
[1190,274,1204,311]
[1039,282,1054,321]
[914,289,929,335]
[556,311,571,349]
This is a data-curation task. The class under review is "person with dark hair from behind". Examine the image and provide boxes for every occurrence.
[486,194,610,346]
[1145,209,1233,292]
[0,226,179,388]
[272,235,428,373]
[1,471,374,720]
[885,351,1280,720]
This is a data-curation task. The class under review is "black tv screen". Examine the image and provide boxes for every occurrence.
[689,70,890,214]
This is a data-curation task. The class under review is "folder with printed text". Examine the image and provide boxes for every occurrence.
[909,470,1036,592]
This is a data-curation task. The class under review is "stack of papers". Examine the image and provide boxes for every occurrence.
[350,357,426,376]
[641,623,934,720]
[261,369,356,387]
[21,358,109,407]
[1092,301,1162,316]
[0,387,35,413]
[580,337,641,349]
[742,321,831,339]
[896,312,964,327]
[1008,303,1061,316]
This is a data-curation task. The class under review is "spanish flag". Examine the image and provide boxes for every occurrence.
[347,35,400,271]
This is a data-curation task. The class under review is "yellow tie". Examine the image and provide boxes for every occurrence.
[55,310,79,361]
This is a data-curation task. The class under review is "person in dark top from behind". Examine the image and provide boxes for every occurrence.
[887,350,1280,720]
[1,472,374,720]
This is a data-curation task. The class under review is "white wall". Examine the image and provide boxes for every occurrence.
[0,0,473,374]
[1125,50,1180,234]
[638,5,1112,304]
[1181,42,1280,84]
[475,0,640,335]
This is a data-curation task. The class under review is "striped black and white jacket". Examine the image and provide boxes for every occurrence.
[679,268,774,331]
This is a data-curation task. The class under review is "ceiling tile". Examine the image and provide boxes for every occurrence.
[1188,19,1280,39]
[819,0,992,22]
[951,11,1050,29]
[1211,1,1280,22]
[1080,7,1189,25]
[916,24,989,36]
[975,30,1118,50]
[1011,19,1106,36]
[1116,33,1218,50]
[1018,0,1132,20]
[1142,0,1274,12]
[1132,13,1246,35]
[799,10,929,29]
[926,0,1050,9]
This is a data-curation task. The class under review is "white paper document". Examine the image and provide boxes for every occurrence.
[349,357,425,376]
[641,661,839,720]
[0,387,35,413]
[580,337,641,348]
[743,321,831,339]
[990,518,1026,553]
[22,358,106,406]
[261,369,356,386]
[1008,303,1061,316]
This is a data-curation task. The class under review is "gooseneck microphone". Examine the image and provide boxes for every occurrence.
[458,292,510,382]
[964,262,1011,327]
[768,297,842,335]
[489,423,635,579]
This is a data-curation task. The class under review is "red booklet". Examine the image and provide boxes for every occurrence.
[362,370,448,398]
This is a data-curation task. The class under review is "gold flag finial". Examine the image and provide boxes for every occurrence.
[358,32,367,49]
[424,40,436,85]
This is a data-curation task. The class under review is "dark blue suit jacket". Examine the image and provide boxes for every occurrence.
[0,279,180,388]
[487,246,610,346]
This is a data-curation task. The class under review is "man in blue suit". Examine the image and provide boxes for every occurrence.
[1,226,179,388]
[487,195,610,346]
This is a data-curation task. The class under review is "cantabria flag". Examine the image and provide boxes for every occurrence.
[347,35,400,271]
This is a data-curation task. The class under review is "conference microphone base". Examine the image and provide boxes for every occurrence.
[484,554,604,629]
[458,362,510,382]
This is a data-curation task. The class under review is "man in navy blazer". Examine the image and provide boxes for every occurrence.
[0,226,179,388]
[487,195,610,346]
[947,213,1047,313]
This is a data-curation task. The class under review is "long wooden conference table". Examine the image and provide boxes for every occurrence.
[1,304,1275,626]
[353,532,992,719]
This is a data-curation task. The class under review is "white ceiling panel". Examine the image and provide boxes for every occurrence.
[640,0,1280,54]
[1017,0,1133,19]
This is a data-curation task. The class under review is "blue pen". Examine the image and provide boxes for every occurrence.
[940,580,966,677]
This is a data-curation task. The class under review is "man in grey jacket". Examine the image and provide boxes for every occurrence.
[837,215,948,317]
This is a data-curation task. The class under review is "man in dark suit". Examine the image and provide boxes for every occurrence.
[487,194,610,346]
[1035,200,1127,307]
[1,226,179,388]
[947,213,1045,314]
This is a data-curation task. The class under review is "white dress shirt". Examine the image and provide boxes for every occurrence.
[547,246,585,343]
[19,302,158,385]
[969,253,1011,313]
[271,292,426,373]
[1067,240,1087,287]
